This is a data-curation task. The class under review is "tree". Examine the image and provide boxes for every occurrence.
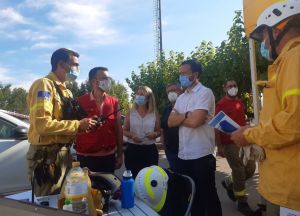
[0,84,12,109]
[79,82,90,96]
[110,80,130,114]
[0,84,28,114]
[201,11,269,116]
[7,88,28,114]
[70,80,130,115]
[66,81,81,98]
[126,51,185,113]
[126,10,270,117]
[201,11,252,101]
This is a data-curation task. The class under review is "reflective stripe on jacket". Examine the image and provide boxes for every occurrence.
[244,37,300,210]
[27,72,80,145]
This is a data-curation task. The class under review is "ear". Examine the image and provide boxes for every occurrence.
[193,72,199,78]
[91,79,97,88]
[58,60,66,70]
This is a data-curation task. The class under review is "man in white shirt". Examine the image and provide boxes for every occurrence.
[168,59,222,216]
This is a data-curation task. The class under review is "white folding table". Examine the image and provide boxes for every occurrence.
[5,190,159,216]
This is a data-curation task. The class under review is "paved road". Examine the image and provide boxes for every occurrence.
[115,149,261,216]
[214,155,261,216]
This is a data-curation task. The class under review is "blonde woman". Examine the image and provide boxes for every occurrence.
[123,86,161,178]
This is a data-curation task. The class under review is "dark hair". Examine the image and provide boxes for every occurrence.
[223,79,237,87]
[181,59,203,74]
[89,67,109,81]
[166,83,181,89]
[51,48,79,71]
[286,15,300,29]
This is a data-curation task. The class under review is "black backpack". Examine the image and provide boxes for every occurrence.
[53,82,87,120]
[159,169,195,216]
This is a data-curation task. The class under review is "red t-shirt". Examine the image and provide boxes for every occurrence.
[215,96,246,144]
[76,93,118,154]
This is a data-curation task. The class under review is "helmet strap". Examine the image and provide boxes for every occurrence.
[268,28,278,60]
[275,25,291,46]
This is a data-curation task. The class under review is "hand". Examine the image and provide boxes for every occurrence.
[230,126,251,146]
[239,146,251,165]
[130,132,142,143]
[145,132,157,140]
[132,136,142,143]
[239,144,266,165]
[79,118,97,133]
[172,108,179,114]
[251,144,265,162]
[115,153,123,169]
[92,115,104,128]
[216,145,225,157]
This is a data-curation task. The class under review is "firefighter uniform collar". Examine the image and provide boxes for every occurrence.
[274,36,300,65]
[46,72,66,87]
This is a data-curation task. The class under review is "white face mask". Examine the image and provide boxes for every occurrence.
[167,92,178,102]
[98,78,111,92]
[227,87,238,97]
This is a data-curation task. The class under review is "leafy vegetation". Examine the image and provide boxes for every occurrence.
[126,11,269,116]
[67,80,130,115]
[0,84,28,114]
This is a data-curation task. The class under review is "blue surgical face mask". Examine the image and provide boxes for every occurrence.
[260,41,273,61]
[135,95,147,106]
[66,66,79,81]
[179,75,193,88]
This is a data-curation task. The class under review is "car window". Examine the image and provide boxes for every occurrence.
[0,118,17,139]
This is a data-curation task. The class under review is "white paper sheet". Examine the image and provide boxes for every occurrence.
[208,111,241,134]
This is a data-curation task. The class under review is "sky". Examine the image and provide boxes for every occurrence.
[0,0,243,91]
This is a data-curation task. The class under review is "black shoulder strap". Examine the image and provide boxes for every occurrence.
[53,81,67,103]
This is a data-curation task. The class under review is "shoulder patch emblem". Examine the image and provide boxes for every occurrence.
[37,91,50,100]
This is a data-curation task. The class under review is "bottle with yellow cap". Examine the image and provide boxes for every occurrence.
[64,161,88,214]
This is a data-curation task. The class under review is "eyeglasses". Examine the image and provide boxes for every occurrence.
[66,63,80,69]
[95,77,111,81]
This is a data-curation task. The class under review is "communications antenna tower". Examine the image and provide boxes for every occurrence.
[153,0,163,62]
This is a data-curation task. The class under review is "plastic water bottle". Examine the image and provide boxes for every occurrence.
[64,161,88,214]
[62,198,72,211]
[121,170,134,208]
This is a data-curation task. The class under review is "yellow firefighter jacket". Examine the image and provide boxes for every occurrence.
[27,72,80,145]
[244,37,300,210]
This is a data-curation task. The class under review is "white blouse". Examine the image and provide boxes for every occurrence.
[128,108,156,145]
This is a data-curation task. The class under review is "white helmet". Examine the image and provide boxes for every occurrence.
[134,166,168,212]
[251,0,300,41]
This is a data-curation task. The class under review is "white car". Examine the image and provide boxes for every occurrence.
[0,111,31,194]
